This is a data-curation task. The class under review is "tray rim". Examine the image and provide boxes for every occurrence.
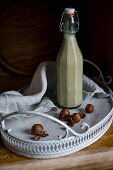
[1,119,112,159]
[0,79,113,159]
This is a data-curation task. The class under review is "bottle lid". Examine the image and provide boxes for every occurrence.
[59,8,79,33]
[65,8,75,15]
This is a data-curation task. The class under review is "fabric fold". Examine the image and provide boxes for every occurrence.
[0,61,109,118]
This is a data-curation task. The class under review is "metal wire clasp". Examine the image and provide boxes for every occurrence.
[59,10,79,33]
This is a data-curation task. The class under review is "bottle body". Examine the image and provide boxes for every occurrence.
[56,33,83,108]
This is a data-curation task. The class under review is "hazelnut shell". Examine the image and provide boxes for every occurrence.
[67,116,75,127]
[59,113,65,121]
[79,112,86,118]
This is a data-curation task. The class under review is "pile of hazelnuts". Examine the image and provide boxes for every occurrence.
[31,104,94,140]
[59,104,94,127]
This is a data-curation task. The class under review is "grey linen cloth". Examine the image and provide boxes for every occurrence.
[0,61,108,118]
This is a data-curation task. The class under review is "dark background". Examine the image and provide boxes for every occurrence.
[0,0,113,91]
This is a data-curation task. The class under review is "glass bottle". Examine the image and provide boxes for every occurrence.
[56,8,83,108]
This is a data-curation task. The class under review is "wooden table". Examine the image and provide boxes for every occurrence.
[0,123,113,170]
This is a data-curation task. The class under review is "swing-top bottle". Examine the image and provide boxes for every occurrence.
[56,8,83,108]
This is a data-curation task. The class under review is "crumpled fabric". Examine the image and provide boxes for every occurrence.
[0,61,108,118]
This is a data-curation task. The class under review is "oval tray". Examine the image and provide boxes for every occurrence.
[0,82,113,159]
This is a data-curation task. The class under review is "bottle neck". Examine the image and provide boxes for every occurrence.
[64,32,76,38]
[64,14,75,34]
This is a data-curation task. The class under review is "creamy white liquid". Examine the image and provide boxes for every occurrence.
[56,33,83,108]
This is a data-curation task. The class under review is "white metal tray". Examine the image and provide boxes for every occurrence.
[0,80,113,159]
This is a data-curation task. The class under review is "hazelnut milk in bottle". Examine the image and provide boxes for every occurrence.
[56,8,83,108]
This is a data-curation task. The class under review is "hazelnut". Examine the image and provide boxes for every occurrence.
[85,104,94,113]
[59,108,70,120]
[79,112,86,118]
[31,124,43,135]
[60,108,70,117]
[72,113,81,123]
[59,113,65,121]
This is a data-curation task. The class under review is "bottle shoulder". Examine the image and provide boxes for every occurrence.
[57,35,83,60]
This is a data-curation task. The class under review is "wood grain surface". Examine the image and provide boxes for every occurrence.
[1,123,113,170]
